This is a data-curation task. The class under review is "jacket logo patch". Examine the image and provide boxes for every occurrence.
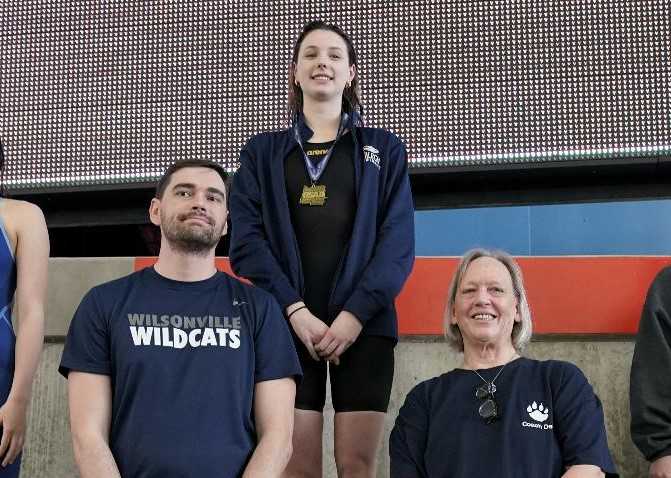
[363,145,381,169]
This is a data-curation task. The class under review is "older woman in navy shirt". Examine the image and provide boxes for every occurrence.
[390,248,618,478]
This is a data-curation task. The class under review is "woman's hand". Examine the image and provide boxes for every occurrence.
[288,307,329,361]
[315,311,363,365]
[0,396,28,466]
[561,465,605,478]
[650,456,671,478]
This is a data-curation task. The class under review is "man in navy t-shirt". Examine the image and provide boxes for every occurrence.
[59,160,302,478]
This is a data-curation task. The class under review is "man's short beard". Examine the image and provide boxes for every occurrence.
[162,216,222,256]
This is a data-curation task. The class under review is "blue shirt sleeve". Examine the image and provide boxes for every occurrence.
[59,287,111,377]
[552,362,619,476]
[390,381,429,478]
[252,290,302,383]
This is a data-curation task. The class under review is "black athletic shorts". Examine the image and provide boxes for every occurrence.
[293,334,395,413]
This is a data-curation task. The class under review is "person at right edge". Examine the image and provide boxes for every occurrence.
[229,20,415,478]
[631,267,671,478]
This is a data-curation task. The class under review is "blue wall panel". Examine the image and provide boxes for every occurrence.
[415,199,671,256]
[529,201,671,255]
[415,207,530,256]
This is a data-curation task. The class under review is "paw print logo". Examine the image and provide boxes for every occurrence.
[527,401,550,422]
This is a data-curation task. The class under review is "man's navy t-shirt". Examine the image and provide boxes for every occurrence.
[59,267,302,478]
[390,358,618,478]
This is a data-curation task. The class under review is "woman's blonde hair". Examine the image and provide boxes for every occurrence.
[444,248,532,352]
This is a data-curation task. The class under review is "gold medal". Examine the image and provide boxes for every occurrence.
[299,184,327,206]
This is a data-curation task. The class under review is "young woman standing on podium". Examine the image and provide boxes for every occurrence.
[230,21,414,476]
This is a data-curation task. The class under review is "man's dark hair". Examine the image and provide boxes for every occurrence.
[155,160,229,199]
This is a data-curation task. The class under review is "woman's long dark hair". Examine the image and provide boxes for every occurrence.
[288,21,363,123]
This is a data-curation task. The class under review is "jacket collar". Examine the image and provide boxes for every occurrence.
[293,111,362,143]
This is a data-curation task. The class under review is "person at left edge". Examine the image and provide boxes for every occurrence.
[0,140,49,477]
[59,160,302,478]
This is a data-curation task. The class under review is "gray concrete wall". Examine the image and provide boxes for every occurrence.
[20,258,135,477]
[18,259,649,477]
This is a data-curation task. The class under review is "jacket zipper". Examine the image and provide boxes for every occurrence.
[327,241,350,321]
[327,125,361,319]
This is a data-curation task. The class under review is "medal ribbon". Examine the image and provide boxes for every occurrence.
[293,113,349,183]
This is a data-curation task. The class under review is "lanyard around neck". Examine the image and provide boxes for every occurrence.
[293,113,349,183]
